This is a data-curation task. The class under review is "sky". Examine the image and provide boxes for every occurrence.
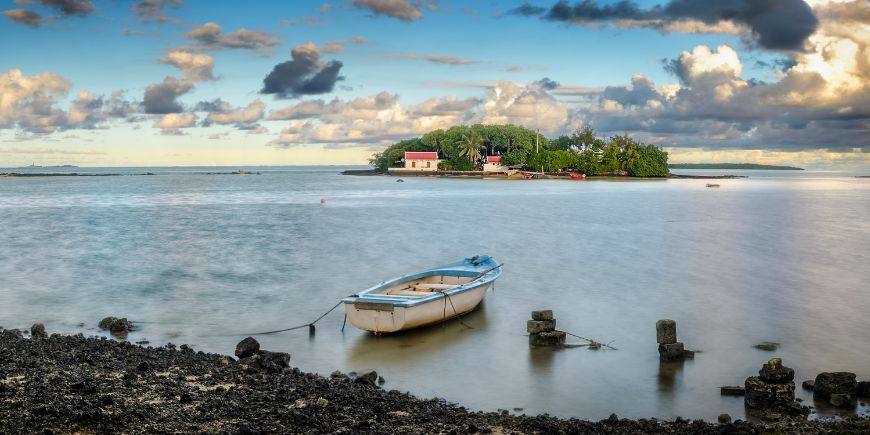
[0,0,868,168]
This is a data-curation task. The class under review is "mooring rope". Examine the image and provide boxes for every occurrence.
[562,331,619,350]
[238,300,345,336]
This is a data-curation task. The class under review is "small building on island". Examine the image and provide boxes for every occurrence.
[483,155,506,173]
[392,151,440,172]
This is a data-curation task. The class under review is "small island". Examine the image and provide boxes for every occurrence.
[669,163,804,170]
[367,125,670,178]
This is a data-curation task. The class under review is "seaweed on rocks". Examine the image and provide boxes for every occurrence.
[1,328,869,434]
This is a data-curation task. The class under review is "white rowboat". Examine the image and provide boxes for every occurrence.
[342,255,502,334]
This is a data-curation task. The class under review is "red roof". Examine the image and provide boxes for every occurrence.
[405,152,438,160]
[486,156,502,163]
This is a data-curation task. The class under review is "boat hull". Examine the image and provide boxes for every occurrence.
[345,282,490,333]
[342,255,500,334]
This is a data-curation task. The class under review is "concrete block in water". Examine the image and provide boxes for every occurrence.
[529,330,566,347]
[658,342,684,361]
[759,358,794,384]
[745,376,795,409]
[720,386,745,396]
[814,372,856,398]
[527,320,556,334]
[531,310,553,321]
[655,319,677,344]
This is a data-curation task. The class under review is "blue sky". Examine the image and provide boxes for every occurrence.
[1,1,867,168]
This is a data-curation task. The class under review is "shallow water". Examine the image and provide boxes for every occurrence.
[1,166,869,421]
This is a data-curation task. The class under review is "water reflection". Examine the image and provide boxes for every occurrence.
[345,306,489,367]
[657,360,686,392]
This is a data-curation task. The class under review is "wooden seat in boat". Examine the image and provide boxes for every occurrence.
[391,290,438,296]
[413,283,457,291]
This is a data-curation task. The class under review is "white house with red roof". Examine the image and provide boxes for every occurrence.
[392,151,440,171]
[483,155,506,173]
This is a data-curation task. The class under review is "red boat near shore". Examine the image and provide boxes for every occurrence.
[569,172,587,180]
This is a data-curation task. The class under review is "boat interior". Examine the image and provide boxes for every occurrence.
[375,274,474,297]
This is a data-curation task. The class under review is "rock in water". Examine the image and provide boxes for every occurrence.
[354,371,378,386]
[814,372,857,398]
[857,381,870,398]
[745,376,795,409]
[98,317,117,330]
[531,310,553,321]
[720,386,745,396]
[98,317,133,336]
[30,323,47,339]
[658,342,684,361]
[829,394,852,408]
[718,414,732,424]
[529,330,566,347]
[753,342,780,351]
[235,337,260,359]
[802,380,815,391]
[655,319,677,344]
[526,320,556,334]
[759,358,794,383]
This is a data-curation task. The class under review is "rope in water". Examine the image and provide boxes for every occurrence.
[241,300,345,336]
[562,331,619,350]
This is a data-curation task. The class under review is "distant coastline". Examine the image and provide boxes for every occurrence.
[668,163,804,170]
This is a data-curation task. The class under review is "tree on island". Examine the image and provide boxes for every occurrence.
[457,134,484,165]
[369,124,669,177]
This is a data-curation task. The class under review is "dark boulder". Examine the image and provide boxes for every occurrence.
[745,376,795,409]
[354,370,378,386]
[98,317,133,336]
[856,381,870,398]
[30,323,47,339]
[759,358,794,383]
[753,342,779,351]
[241,351,290,374]
[802,380,815,391]
[330,370,349,381]
[235,337,260,359]
[829,394,852,408]
[814,372,856,398]
[717,414,732,424]
[720,386,745,396]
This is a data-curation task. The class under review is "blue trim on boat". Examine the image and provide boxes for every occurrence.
[342,255,501,308]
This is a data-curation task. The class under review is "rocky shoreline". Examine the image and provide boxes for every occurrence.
[2,328,869,434]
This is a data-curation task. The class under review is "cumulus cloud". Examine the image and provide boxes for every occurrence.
[184,22,280,55]
[159,50,215,82]
[0,69,71,133]
[3,9,42,26]
[0,69,137,134]
[382,53,479,66]
[198,99,265,132]
[352,0,422,21]
[267,81,576,147]
[40,0,93,16]
[142,76,193,114]
[514,0,819,51]
[132,0,182,23]
[261,42,344,98]
[153,112,197,134]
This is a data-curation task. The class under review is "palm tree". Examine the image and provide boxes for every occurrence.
[457,134,483,165]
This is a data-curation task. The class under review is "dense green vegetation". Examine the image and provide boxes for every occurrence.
[369,124,670,177]
[668,163,804,170]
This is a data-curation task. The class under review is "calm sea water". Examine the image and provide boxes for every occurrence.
[1,166,869,421]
